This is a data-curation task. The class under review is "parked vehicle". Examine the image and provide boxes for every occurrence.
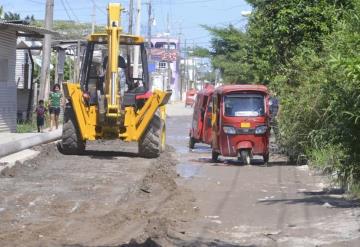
[189,85,214,148]
[185,88,197,107]
[211,85,270,164]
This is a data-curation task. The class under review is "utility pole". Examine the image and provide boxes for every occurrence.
[91,0,96,33]
[192,40,195,89]
[178,21,182,100]
[128,0,134,34]
[133,0,142,79]
[166,13,171,90]
[184,39,188,91]
[39,0,54,101]
[147,0,152,48]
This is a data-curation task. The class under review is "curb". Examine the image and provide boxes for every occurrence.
[0,149,41,176]
[0,129,62,158]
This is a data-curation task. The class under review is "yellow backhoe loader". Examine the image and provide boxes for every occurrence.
[60,3,171,157]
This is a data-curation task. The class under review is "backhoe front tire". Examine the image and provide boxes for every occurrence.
[60,106,86,155]
[138,115,164,158]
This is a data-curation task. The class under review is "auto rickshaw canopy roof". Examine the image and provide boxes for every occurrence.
[214,84,268,95]
[197,84,215,97]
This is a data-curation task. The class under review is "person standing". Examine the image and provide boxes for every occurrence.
[34,99,47,132]
[49,84,63,130]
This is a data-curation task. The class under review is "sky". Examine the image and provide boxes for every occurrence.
[1,0,251,48]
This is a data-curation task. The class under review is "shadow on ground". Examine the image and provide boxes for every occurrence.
[83,150,140,160]
[191,157,293,167]
[63,237,254,247]
[258,188,360,208]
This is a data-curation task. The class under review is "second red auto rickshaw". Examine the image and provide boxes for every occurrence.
[211,85,270,164]
[185,88,198,107]
[189,85,214,148]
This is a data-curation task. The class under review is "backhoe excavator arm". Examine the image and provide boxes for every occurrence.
[105,3,122,119]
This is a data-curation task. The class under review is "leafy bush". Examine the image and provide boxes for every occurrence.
[204,0,360,193]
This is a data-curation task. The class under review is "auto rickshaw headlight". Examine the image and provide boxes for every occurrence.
[255,125,267,135]
[223,126,236,134]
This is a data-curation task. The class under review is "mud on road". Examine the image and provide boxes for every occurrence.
[2,103,360,247]
[0,141,196,247]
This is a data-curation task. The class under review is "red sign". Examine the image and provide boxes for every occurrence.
[150,49,178,61]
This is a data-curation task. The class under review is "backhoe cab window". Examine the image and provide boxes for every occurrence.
[224,94,265,117]
[81,42,149,95]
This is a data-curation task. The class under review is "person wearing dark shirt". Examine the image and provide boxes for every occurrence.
[34,100,47,132]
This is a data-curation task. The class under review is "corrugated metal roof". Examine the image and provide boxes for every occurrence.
[0,21,59,37]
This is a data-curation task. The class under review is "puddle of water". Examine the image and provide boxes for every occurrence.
[176,163,200,178]
[174,146,190,154]
[190,146,212,154]
[189,158,213,163]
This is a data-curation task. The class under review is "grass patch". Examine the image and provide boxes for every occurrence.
[16,121,37,133]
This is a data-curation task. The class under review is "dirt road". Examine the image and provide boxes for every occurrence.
[0,103,360,246]
[0,139,195,246]
[166,103,360,247]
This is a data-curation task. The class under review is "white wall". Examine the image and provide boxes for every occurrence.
[0,30,17,132]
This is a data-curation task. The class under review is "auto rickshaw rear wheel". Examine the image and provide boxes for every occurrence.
[240,150,251,165]
[263,153,269,164]
[189,136,196,149]
[212,150,219,162]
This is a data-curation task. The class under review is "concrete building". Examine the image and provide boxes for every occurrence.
[148,36,180,101]
[0,21,55,132]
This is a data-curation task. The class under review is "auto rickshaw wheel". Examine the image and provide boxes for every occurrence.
[212,150,219,162]
[240,150,251,165]
[189,136,196,149]
[263,153,269,164]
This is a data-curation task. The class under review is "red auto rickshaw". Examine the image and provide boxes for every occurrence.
[211,85,270,164]
[185,88,197,107]
[189,85,214,148]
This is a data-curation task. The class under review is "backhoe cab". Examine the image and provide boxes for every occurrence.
[60,3,171,157]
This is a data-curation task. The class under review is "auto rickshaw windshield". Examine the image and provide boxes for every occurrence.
[224,93,265,117]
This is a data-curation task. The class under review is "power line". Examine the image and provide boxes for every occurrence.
[28,0,45,4]
[59,0,73,21]
[64,0,80,22]
[90,0,106,16]
[151,0,219,5]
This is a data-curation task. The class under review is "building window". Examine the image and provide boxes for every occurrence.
[158,62,167,69]
[154,42,177,50]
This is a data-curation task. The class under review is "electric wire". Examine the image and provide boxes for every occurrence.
[59,0,73,21]
[28,0,45,4]
[64,0,80,22]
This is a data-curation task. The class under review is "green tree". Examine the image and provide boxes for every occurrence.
[4,11,21,20]
[204,0,360,191]
[203,25,256,83]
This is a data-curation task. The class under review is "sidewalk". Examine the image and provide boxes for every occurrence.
[0,128,62,171]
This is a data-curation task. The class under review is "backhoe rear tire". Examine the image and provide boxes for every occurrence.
[138,115,164,158]
[60,106,86,155]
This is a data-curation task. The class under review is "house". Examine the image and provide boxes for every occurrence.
[148,36,180,101]
[0,21,56,132]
